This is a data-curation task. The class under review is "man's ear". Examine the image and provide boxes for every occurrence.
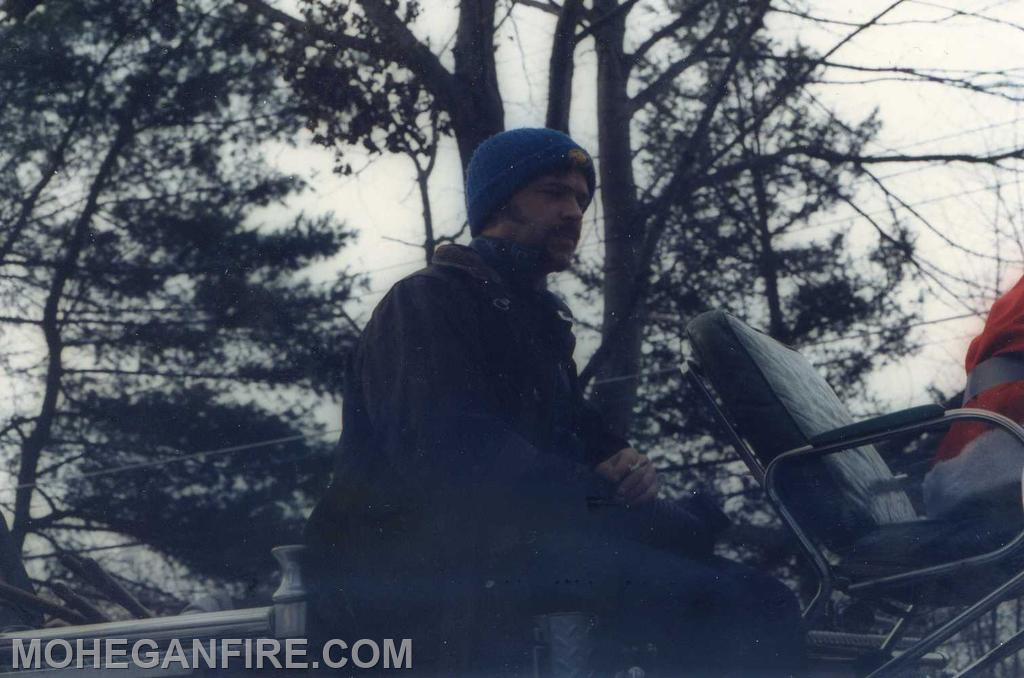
[480,204,510,237]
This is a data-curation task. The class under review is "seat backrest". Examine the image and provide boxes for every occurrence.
[686,310,918,550]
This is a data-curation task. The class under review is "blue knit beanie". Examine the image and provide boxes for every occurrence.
[465,128,596,236]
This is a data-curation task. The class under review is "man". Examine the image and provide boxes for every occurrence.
[306,128,803,675]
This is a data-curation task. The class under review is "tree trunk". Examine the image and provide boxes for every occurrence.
[545,0,583,132]
[591,0,644,437]
[12,122,133,549]
[416,165,436,264]
[751,164,787,341]
[451,0,505,168]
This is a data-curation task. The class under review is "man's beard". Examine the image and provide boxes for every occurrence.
[503,204,578,271]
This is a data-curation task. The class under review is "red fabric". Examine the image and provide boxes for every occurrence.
[936,382,1024,461]
[965,275,1024,371]
[936,275,1024,462]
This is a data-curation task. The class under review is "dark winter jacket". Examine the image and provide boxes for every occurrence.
[305,243,628,585]
[303,244,731,675]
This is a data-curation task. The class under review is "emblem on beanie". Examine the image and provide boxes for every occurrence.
[568,148,590,167]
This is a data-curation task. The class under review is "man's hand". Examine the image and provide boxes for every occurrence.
[594,447,659,505]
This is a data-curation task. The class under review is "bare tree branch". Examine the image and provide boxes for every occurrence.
[738,51,1024,101]
[235,0,375,52]
[628,6,728,114]
[47,581,110,623]
[628,0,716,67]
[58,553,153,619]
[0,315,38,325]
[36,453,88,479]
[358,0,458,105]
[683,0,912,195]
[435,222,471,248]
[576,0,643,43]
[380,235,427,250]
[694,145,1024,190]
[912,0,1024,35]
[514,0,563,15]
[770,4,1003,29]
[62,367,305,383]
[742,51,1024,79]
[836,191,982,315]
[0,579,88,625]
[236,0,458,112]
[635,1,769,253]
[862,167,1010,262]
[814,77,1024,103]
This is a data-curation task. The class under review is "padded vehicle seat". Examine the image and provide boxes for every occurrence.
[687,310,1024,603]
[687,310,917,550]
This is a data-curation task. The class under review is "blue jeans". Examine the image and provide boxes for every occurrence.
[497,520,805,676]
[309,515,805,676]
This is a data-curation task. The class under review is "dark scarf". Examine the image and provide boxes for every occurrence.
[468,236,546,292]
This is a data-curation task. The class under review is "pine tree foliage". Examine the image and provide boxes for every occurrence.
[0,0,361,596]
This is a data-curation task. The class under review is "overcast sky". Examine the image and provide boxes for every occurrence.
[251,0,1024,414]
[4,0,1023,587]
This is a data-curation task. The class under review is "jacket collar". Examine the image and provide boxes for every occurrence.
[467,236,546,289]
[430,244,504,285]
[434,239,546,290]
[430,244,575,322]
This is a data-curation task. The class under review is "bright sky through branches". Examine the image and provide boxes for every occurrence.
[249,0,1024,410]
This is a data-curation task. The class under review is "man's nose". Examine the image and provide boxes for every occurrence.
[562,198,584,223]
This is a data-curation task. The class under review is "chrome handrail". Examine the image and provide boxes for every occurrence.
[0,545,309,665]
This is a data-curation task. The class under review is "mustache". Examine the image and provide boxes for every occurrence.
[551,225,580,241]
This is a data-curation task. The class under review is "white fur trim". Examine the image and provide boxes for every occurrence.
[924,428,1024,518]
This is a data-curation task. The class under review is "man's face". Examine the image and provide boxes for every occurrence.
[482,169,591,273]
